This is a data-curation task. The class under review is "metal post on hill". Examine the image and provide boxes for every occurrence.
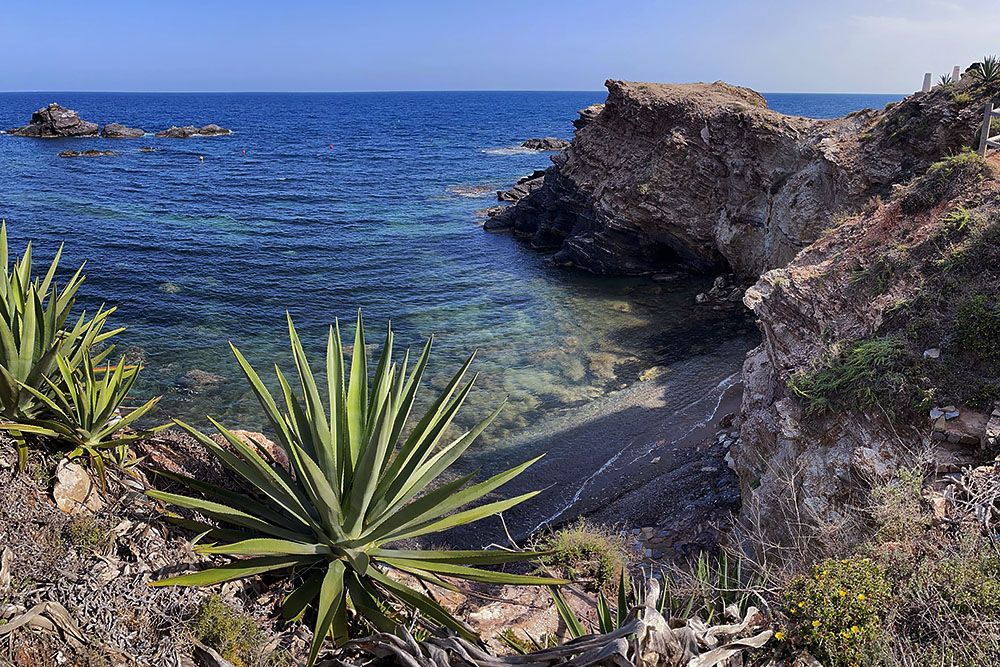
[978,100,1000,156]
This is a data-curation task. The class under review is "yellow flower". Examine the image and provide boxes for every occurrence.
[839,590,847,598]
[798,601,805,608]
[774,631,785,641]
[851,625,860,634]
[812,620,821,628]
[821,569,829,576]
[857,593,866,601]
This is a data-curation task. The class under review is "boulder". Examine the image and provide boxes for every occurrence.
[521,137,570,151]
[53,460,103,514]
[211,430,289,470]
[101,123,145,138]
[6,103,99,138]
[155,124,231,138]
[58,150,116,158]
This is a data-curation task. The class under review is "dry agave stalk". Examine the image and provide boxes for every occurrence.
[319,578,771,667]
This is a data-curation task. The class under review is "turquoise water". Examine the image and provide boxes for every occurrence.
[0,91,900,453]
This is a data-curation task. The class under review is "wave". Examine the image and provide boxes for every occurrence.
[480,145,536,156]
[447,183,497,198]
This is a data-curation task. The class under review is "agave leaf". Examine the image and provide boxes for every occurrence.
[372,548,548,565]
[146,489,315,542]
[550,586,586,639]
[195,538,332,557]
[379,557,567,586]
[282,570,324,622]
[152,555,309,588]
[306,560,346,665]
[367,567,478,641]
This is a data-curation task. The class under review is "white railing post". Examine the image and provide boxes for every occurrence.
[952,65,962,83]
[980,101,995,157]
[921,73,932,93]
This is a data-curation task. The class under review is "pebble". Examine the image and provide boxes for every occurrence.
[923,348,941,359]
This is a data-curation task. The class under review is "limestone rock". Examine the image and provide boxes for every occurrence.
[932,409,988,446]
[6,103,99,137]
[101,122,145,138]
[176,369,225,394]
[53,461,103,514]
[155,124,231,138]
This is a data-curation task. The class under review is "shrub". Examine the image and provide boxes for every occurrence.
[900,150,990,215]
[788,338,916,416]
[536,520,631,593]
[942,204,971,232]
[150,312,562,665]
[956,294,1000,366]
[65,515,113,552]
[950,91,972,105]
[781,558,892,667]
[192,594,264,667]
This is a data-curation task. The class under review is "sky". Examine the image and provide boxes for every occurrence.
[0,0,997,93]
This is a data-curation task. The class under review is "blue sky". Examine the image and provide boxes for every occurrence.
[0,0,995,93]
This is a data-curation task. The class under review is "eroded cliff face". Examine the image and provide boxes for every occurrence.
[488,79,985,279]
[733,148,1000,546]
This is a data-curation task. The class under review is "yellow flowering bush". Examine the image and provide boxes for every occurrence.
[782,558,891,666]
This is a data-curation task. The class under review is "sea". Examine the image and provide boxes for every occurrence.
[0,90,902,478]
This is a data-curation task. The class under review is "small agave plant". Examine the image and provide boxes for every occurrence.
[972,55,1000,85]
[149,313,562,665]
[0,352,165,486]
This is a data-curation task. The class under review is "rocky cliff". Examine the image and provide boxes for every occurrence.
[487,79,985,279]
[734,144,1000,547]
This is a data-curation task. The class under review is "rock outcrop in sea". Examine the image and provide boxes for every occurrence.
[155,124,231,138]
[521,137,570,151]
[101,122,145,138]
[58,150,117,158]
[6,103,99,138]
[487,79,984,278]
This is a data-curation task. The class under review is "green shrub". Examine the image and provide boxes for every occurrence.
[192,594,264,667]
[942,204,971,232]
[781,558,892,667]
[536,520,631,593]
[788,338,916,416]
[956,294,1000,366]
[150,312,562,665]
[950,91,973,105]
[65,515,113,552]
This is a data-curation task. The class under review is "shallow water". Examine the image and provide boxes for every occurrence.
[0,91,900,464]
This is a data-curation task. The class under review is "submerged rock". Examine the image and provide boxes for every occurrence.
[58,149,116,158]
[6,103,99,137]
[155,124,231,138]
[521,137,570,151]
[101,122,145,138]
[176,368,225,394]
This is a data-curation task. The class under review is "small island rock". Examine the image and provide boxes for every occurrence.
[155,124,231,138]
[521,137,570,151]
[6,103,99,138]
[101,122,145,138]
[58,150,117,158]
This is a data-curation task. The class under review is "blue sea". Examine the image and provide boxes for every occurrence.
[0,91,901,452]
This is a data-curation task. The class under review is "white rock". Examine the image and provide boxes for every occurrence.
[53,460,104,514]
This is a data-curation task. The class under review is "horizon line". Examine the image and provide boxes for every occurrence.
[0,88,909,96]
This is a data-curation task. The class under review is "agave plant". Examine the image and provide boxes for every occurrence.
[0,222,123,468]
[0,352,164,486]
[971,55,1000,85]
[148,313,562,665]
[938,73,953,86]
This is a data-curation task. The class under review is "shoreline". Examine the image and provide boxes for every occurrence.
[448,335,754,552]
